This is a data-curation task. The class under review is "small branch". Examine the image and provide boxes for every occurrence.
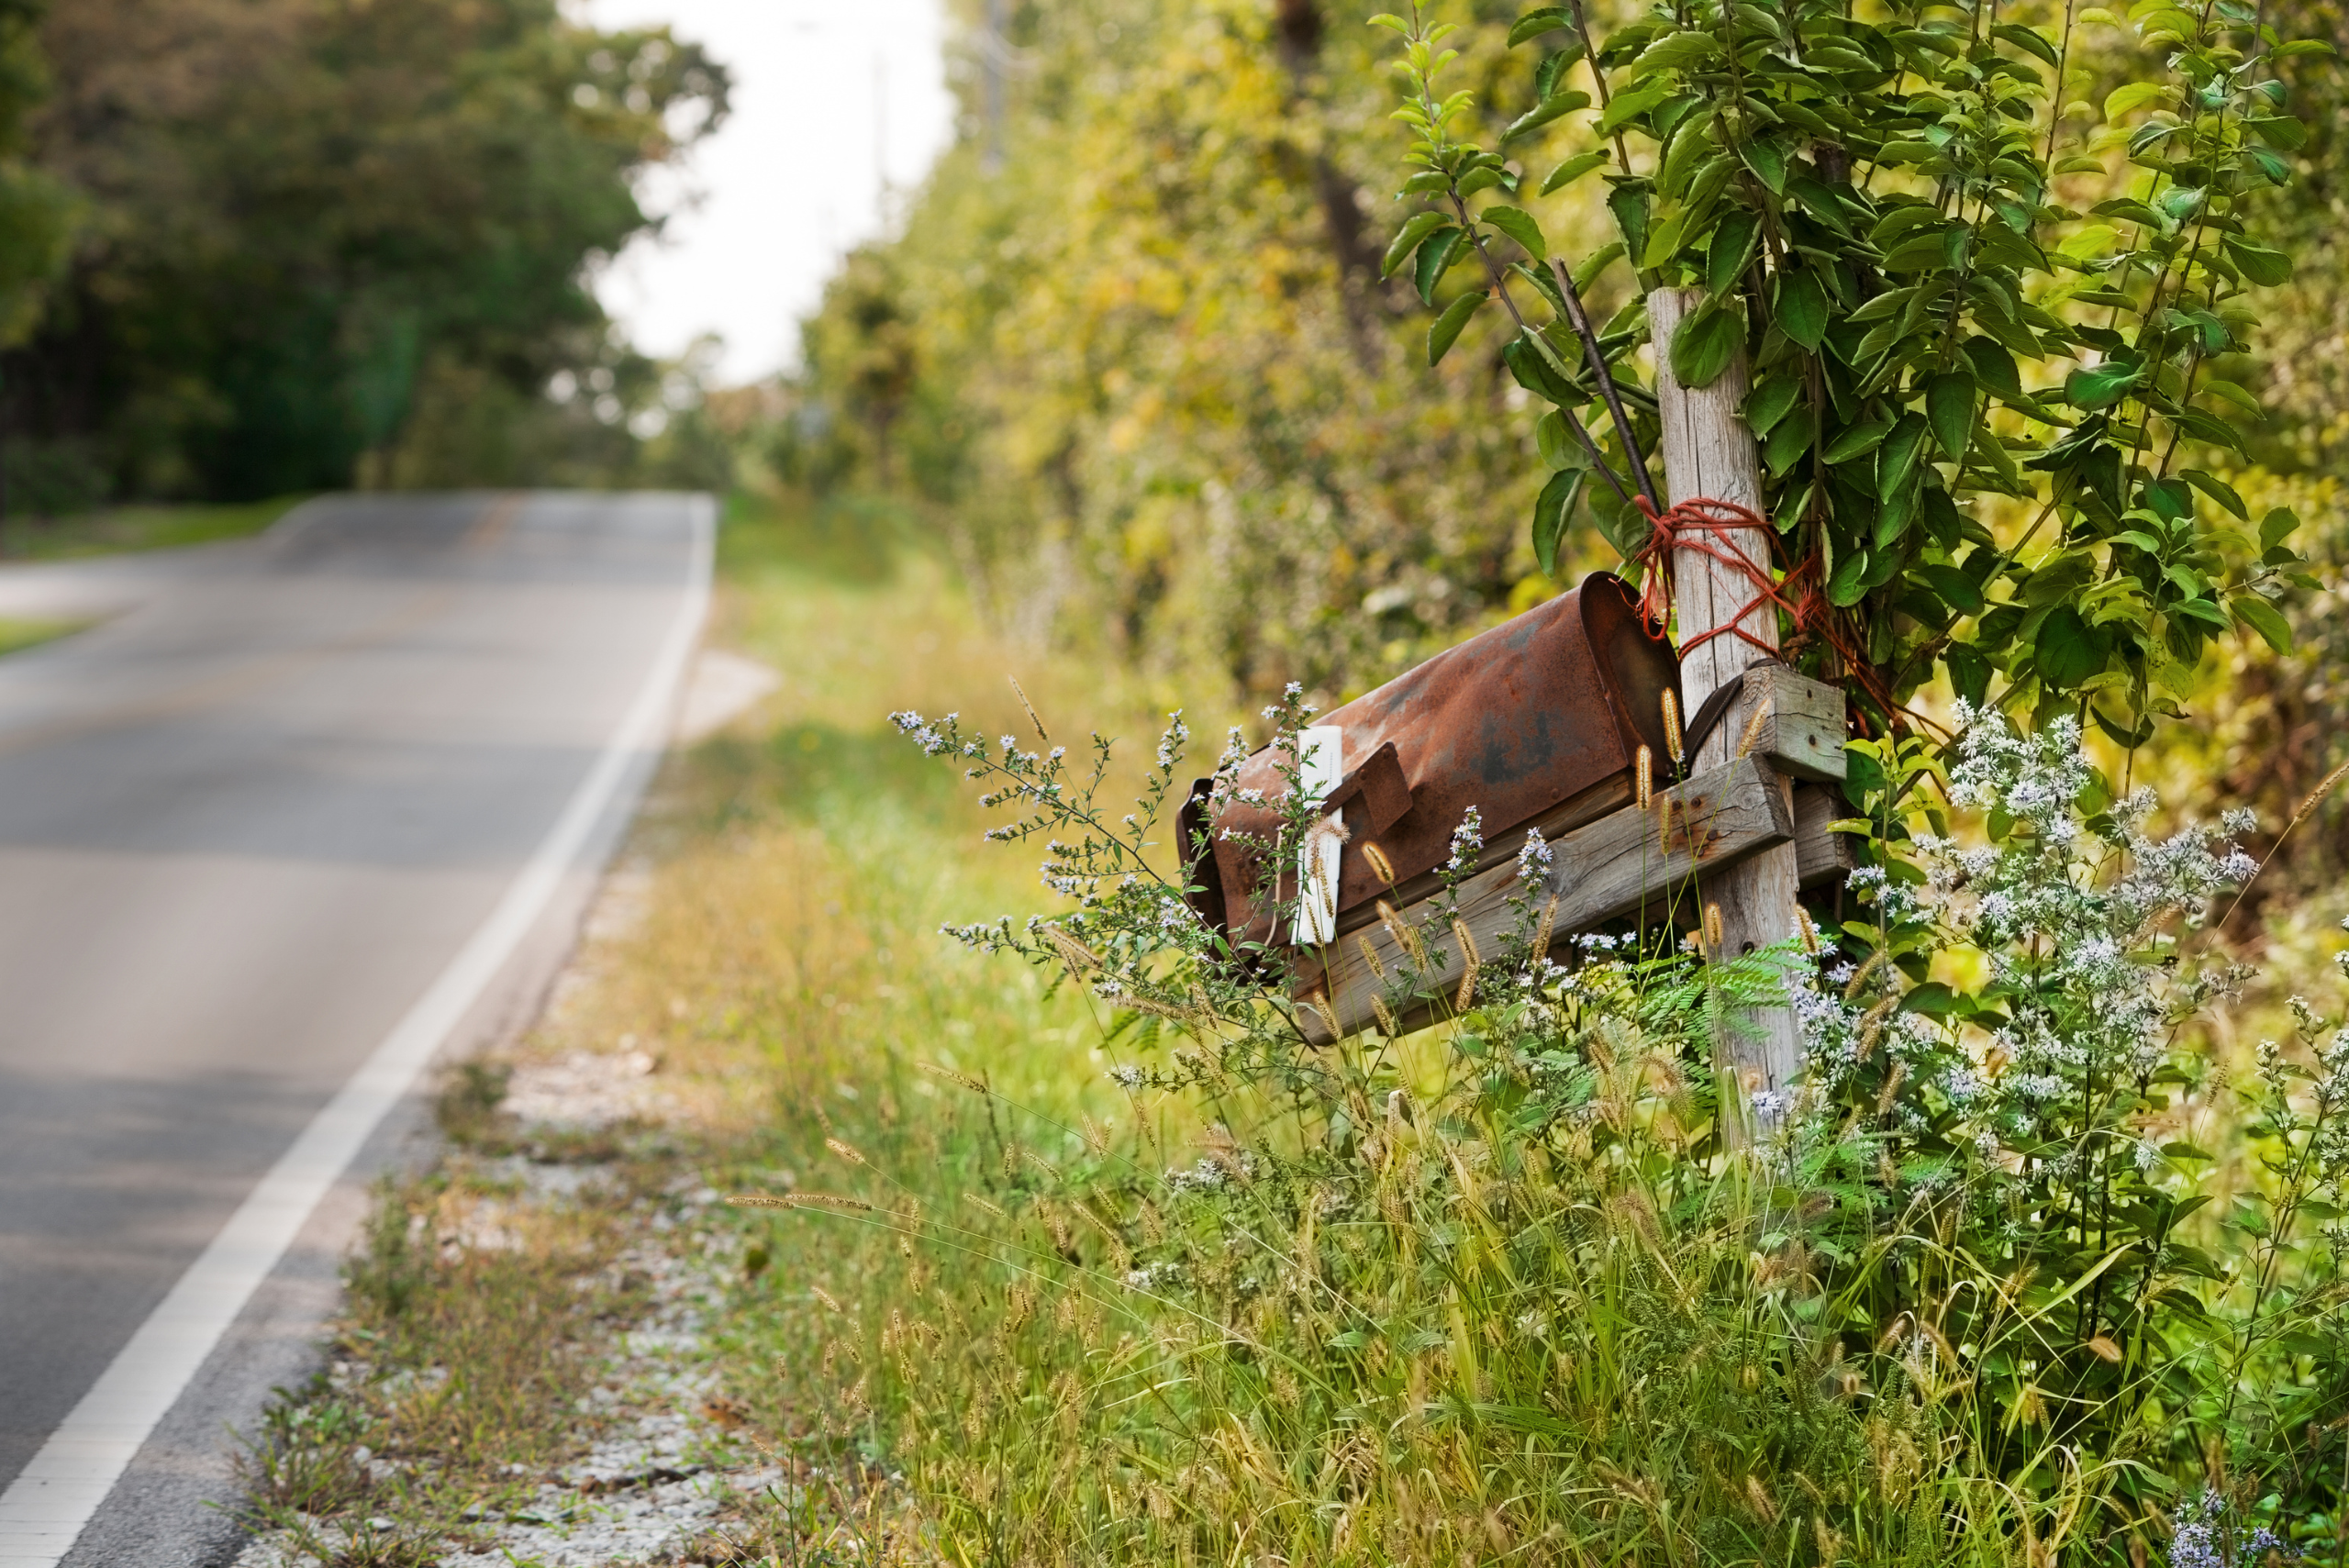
[1549,255,1659,508]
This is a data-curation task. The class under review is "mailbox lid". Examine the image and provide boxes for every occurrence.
[1196,573,1676,948]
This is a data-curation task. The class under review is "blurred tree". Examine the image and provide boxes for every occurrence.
[8,0,727,503]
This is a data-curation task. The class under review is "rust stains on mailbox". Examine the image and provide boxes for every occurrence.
[1183,573,1679,951]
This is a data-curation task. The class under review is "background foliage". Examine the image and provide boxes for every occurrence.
[0,0,732,514]
[793,0,2349,897]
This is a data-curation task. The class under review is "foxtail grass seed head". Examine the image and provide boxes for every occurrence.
[1372,995,1398,1037]
[1703,902,1724,954]
[826,1137,867,1166]
[1308,991,1342,1038]
[1734,699,1775,760]
[1454,966,1475,1013]
[1363,840,1396,885]
[1662,688,1683,762]
[1795,903,1820,954]
[1008,674,1049,741]
[1450,917,1481,973]
[1356,932,1386,981]
[1533,895,1557,959]
[1379,899,1426,966]
[1635,744,1653,809]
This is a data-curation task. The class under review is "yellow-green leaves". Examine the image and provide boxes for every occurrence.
[1428,289,1486,366]
[1382,212,1450,279]
[1481,206,1546,261]
[1503,90,1591,143]
[1540,150,1609,195]
[1532,467,1583,575]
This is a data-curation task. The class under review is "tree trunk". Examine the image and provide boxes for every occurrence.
[1647,286,1803,1131]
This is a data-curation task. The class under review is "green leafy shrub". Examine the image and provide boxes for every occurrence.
[1375,0,2327,740]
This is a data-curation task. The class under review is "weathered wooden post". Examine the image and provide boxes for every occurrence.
[1647,287,1804,1118]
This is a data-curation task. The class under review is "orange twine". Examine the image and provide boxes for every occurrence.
[1628,495,1896,723]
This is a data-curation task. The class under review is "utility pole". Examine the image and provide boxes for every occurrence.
[1648,286,1804,1127]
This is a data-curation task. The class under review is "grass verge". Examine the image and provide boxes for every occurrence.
[3,494,310,560]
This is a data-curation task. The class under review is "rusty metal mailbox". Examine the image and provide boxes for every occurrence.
[1180,573,1682,956]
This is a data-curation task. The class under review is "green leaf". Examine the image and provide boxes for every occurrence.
[2066,361,2140,411]
[1828,545,1872,606]
[1383,212,1450,279]
[1429,289,1486,366]
[1739,137,1788,194]
[1961,337,2022,399]
[1706,208,1759,296]
[2035,606,2108,686]
[2232,594,2291,652]
[2104,82,2166,117]
[1667,298,1742,389]
[1506,6,1573,47]
[1878,413,1930,498]
[1822,417,1891,464]
[2223,237,2293,287]
[1763,404,1816,476]
[1569,239,1625,292]
[1926,371,1976,461]
[1535,409,1575,471]
[1607,186,1650,268]
[1504,90,1591,143]
[1416,226,1468,305]
[1595,79,1673,137]
[1629,32,1721,75]
[1540,150,1609,195]
[1989,21,2062,65]
[1743,376,1801,436]
[1482,205,1547,261]
[1775,268,1829,351]
[1532,466,1584,575]
[2259,506,2299,550]
[1920,563,1985,614]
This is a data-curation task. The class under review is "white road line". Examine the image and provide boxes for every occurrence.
[0,493,715,1567]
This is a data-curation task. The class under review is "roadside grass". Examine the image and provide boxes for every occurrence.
[239,1146,655,1565]
[0,616,93,657]
[2,494,310,561]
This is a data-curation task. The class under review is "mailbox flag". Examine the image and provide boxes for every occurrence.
[1294,726,1345,946]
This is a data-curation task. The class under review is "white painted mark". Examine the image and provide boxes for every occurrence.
[0,493,715,1567]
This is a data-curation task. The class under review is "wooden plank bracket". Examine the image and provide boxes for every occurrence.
[1295,755,1796,1046]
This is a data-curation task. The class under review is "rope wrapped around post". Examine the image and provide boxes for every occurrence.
[1625,495,1898,722]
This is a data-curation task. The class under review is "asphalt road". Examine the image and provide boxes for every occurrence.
[0,492,709,1564]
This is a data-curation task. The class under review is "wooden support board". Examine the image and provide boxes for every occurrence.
[1794,782,1857,890]
[1295,756,1796,1045]
[1741,664,1847,784]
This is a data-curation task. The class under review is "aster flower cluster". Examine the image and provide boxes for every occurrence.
[1833,706,2259,1150]
[2166,1490,2296,1568]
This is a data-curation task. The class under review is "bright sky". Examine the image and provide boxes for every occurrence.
[575,0,959,384]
